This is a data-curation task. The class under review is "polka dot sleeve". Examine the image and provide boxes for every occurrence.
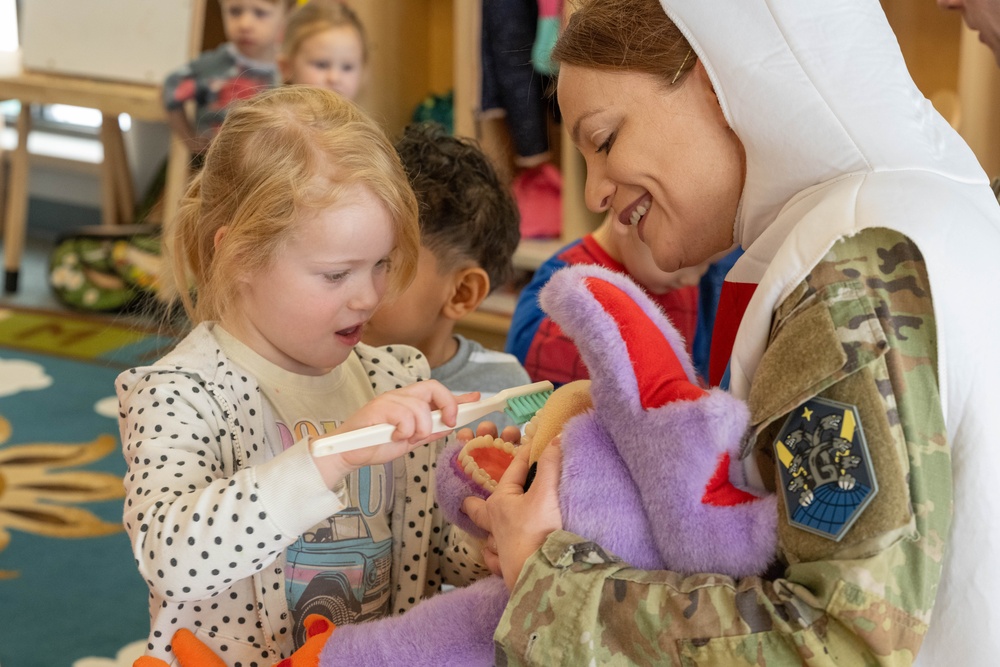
[117,368,340,602]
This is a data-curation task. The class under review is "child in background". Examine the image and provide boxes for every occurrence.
[506,213,704,386]
[363,122,530,430]
[163,0,291,154]
[118,87,488,664]
[278,0,367,101]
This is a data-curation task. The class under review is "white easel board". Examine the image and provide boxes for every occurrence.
[20,0,199,85]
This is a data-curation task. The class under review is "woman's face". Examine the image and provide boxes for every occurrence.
[558,62,745,272]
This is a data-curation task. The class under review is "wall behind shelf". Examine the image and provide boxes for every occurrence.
[353,0,454,139]
[882,0,1000,176]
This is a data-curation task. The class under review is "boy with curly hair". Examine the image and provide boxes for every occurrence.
[364,122,530,428]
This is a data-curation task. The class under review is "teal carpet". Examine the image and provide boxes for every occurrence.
[0,307,177,667]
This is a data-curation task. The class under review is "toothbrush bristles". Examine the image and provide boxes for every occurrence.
[503,390,553,424]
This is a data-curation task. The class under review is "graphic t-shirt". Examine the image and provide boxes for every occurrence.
[213,327,394,639]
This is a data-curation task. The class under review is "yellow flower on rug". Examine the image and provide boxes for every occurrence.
[0,416,125,579]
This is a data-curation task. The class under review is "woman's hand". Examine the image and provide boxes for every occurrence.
[312,381,478,488]
[462,435,563,591]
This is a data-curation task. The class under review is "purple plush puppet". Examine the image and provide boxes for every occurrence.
[308,264,778,666]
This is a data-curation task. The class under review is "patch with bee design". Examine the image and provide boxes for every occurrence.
[773,397,877,541]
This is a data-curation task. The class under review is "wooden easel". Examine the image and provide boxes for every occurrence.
[0,0,222,294]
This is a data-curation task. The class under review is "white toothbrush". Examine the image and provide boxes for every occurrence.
[310,380,553,457]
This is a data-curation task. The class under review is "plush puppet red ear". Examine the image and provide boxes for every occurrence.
[584,277,706,409]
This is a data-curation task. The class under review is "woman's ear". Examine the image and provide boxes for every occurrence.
[691,59,729,129]
[442,267,490,320]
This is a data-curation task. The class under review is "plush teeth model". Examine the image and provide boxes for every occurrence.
[457,435,518,492]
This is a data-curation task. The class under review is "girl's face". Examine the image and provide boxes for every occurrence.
[283,26,366,100]
[557,62,745,272]
[224,183,394,376]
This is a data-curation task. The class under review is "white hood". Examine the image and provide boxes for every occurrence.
[660,0,1000,664]
[662,0,985,255]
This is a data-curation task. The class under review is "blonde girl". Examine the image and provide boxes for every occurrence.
[278,0,368,100]
[118,86,487,664]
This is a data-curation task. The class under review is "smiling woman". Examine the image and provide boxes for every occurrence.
[472,0,1000,664]
[559,62,742,273]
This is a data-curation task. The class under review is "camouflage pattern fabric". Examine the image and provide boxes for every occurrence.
[494,228,948,665]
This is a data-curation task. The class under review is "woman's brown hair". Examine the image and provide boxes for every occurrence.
[551,0,696,87]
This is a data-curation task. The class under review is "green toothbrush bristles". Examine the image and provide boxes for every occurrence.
[503,390,553,424]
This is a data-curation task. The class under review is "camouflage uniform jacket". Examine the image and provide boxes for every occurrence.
[494,227,947,665]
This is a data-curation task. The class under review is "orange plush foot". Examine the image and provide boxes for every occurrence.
[171,629,228,667]
[133,658,169,667]
[133,629,228,667]
[134,617,335,667]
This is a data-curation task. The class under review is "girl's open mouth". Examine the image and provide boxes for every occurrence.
[336,325,363,344]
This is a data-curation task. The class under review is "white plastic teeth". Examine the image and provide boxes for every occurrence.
[520,408,543,451]
[629,203,649,226]
[458,435,519,492]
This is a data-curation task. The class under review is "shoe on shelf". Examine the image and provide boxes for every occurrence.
[513,162,562,240]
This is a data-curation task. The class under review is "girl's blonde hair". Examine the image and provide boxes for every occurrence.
[168,85,418,324]
[281,0,368,63]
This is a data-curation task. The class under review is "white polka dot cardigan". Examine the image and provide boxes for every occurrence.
[116,323,489,665]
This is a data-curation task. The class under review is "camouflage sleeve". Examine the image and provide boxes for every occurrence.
[495,228,949,665]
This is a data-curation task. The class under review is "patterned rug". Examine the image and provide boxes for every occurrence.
[0,307,177,667]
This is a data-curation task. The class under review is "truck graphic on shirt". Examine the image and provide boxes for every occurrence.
[285,463,393,647]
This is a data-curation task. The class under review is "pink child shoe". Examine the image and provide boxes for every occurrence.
[513,162,563,239]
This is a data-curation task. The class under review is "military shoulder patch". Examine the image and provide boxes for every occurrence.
[773,397,878,541]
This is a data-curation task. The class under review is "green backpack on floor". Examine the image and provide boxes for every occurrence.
[49,225,162,312]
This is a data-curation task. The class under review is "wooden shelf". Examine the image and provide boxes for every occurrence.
[449,1,601,350]
[455,309,510,352]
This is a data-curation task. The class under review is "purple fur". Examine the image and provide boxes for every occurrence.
[559,414,665,570]
[605,390,777,577]
[540,265,700,392]
[540,265,777,578]
[319,576,509,667]
[434,440,489,539]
